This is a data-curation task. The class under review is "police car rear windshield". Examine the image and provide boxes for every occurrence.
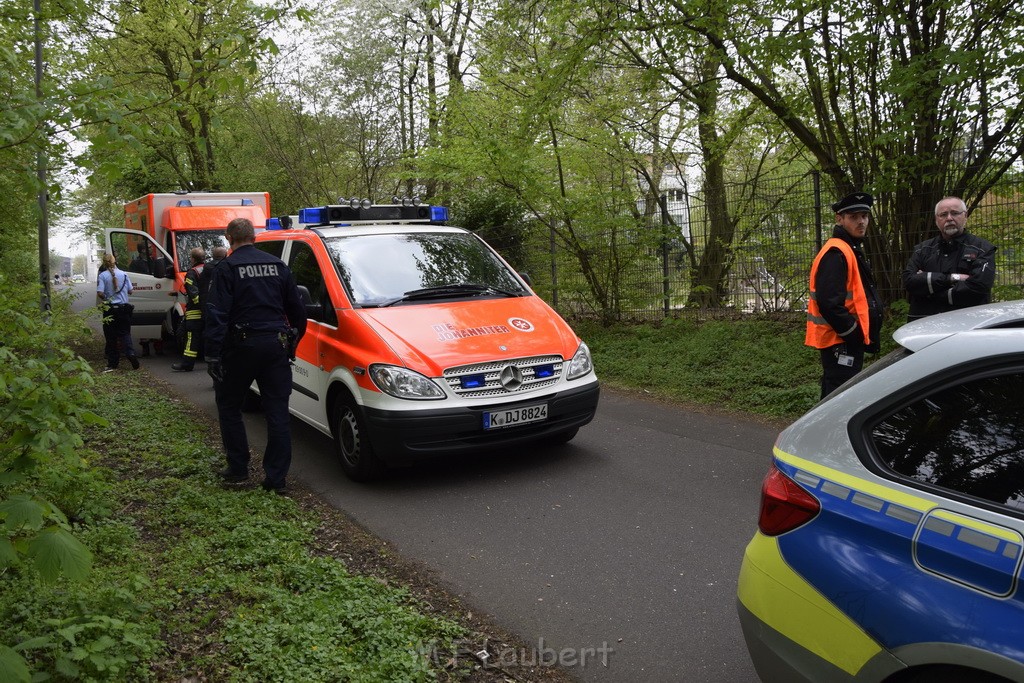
[324,233,528,307]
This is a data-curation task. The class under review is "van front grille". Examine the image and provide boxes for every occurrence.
[443,355,563,398]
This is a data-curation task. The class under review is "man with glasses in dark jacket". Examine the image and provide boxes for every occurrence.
[903,197,997,322]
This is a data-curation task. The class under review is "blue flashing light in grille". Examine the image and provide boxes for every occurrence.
[534,364,555,378]
[460,374,487,389]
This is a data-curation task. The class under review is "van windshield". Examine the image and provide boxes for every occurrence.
[174,230,230,273]
[323,232,527,307]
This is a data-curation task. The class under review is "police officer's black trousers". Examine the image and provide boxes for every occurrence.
[214,334,293,488]
[102,304,137,369]
[819,341,864,400]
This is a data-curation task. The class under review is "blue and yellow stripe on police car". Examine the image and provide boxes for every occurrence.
[742,445,1024,675]
[737,446,909,675]
[738,531,884,675]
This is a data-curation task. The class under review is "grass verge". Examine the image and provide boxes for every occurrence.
[1,339,577,682]
[574,314,904,421]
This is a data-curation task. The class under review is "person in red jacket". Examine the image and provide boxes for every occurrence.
[806,192,883,399]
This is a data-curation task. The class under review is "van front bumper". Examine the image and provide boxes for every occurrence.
[362,381,600,466]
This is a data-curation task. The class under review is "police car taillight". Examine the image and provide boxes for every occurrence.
[757,463,820,536]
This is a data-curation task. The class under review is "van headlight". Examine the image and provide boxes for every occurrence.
[369,364,446,400]
[565,342,595,380]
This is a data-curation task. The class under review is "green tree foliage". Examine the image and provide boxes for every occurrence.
[75,0,296,193]
[418,1,695,321]
[649,0,1024,298]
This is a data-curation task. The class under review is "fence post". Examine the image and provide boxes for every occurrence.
[658,194,671,318]
[813,171,823,252]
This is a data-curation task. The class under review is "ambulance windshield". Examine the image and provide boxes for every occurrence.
[324,232,527,307]
[174,231,231,273]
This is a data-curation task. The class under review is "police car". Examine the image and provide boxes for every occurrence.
[737,300,1024,683]
[254,200,599,481]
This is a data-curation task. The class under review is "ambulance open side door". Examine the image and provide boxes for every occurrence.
[104,228,176,337]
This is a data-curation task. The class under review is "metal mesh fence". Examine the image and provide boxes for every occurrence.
[517,171,1024,323]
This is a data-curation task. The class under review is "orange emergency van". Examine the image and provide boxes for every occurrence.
[254,201,600,480]
[107,191,270,341]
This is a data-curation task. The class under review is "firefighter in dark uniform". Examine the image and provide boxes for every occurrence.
[199,245,228,320]
[806,192,883,399]
[205,218,307,494]
[902,196,996,321]
[171,247,206,372]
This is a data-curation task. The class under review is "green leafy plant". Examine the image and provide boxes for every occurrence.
[0,275,109,680]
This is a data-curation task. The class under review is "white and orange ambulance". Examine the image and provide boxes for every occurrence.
[107,191,270,342]
[254,201,600,480]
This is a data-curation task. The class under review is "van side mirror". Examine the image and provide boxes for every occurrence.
[519,271,533,287]
[296,285,323,320]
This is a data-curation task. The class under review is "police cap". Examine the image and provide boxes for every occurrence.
[831,192,874,214]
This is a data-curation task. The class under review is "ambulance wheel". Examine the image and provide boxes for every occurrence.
[333,396,384,482]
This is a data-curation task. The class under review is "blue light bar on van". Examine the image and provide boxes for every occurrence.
[175,199,254,207]
[266,215,293,230]
[298,207,326,224]
[297,203,449,225]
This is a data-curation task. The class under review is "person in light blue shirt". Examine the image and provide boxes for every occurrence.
[96,253,141,372]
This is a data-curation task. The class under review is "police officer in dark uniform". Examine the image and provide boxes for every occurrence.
[806,192,883,399]
[205,218,307,494]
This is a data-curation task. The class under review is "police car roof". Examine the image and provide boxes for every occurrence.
[894,299,1024,353]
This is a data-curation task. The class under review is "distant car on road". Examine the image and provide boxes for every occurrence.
[738,301,1024,683]
[71,274,85,283]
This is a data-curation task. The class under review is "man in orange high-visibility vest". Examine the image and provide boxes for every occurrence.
[806,192,883,399]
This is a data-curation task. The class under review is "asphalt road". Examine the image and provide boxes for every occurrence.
[71,282,776,682]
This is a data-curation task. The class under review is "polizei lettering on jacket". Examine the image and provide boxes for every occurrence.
[237,264,280,278]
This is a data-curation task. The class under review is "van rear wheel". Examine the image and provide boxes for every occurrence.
[332,396,385,481]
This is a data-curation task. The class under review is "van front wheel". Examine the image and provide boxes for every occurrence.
[332,396,385,482]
